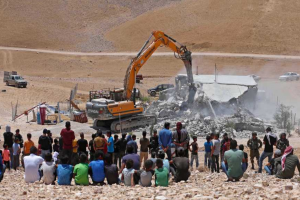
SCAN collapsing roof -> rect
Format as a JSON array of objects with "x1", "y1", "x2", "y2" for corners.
[
  {"x1": 202, "y1": 83, "x2": 248, "y2": 102},
  {"x1": 176, "y1": 74, "x2": 257, "y2": 102},
  {"x1": 177, "y1": 74, "x2": 257, "y2": 87}
]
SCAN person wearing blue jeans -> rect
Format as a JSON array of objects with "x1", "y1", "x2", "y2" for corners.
[
  {"x1": 264, "y1": 149, "x2": 282, "y2": 175},
  {"x1": 204, "y1": 136, "x2": 212, "y2": 168},
  {"x1": 158, "y1": 122, "x2": 173, "y2": 161},
  {"x1": 239, "y1": 144, "x2": 248, "y2": 172},
  {"x1": 189, "y1": 136, "x2": 199, "y2": 169},
  {"x1": 258, "y1": 127, "x2": 277, "y2": 173}
]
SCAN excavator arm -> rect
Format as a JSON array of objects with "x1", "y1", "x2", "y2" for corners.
[{"x1": 123, "y1": 31, "x2": 195, "y2": 101}]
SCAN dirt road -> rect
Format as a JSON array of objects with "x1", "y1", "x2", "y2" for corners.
[{"x1": 2, "y1": 46, "x2": 300, "y2": 60}]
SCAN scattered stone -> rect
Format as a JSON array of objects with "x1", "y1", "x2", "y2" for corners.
[
  {"x1": 284, "y1": 185, "x2": 293, "y2": 190},
  {"x1": 254, "y1": 184, "x2": 263, "y2": 190}
]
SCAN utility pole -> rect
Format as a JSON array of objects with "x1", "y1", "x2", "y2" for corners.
[{"x1": 214, "y1": 63, "x2": 217, "y2": 82}]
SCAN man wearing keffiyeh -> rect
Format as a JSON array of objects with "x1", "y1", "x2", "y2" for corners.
[{"x1": 274, "y1": 146, "x2": 300, "y2": 179}]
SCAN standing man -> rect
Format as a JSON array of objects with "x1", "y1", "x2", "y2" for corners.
[
  {"x1": 247, "y1": 132, "x2": 263, "y2": 170},
  {"x1": 258, "y1": 127, "x2": 277, "y2": 173},
  {"x1": 106, "y1": 131, "x2": 114, "y2": 162},
  {"x1": 22, "y1": 133, "x2": 34, "y2": 168},
  {"x1": 158, "y1": 122, "x2": 173, "y2": 161},
  {"x1": 118, "y1": 133, "x2": 127, "y2": 168},
  {"x1": 38, "y1": 129, "x2": 51, "y2": 158},
  {"x1": 88, "y1": 134, "x2": 96, "y2": 161},
  {"x1": 211, "y1": 134, "x2": 221, "y2": 173},
  {"x1": 127, "y1": 135, "x2": 138, "y2": 154},
  {"x1": 220, "y1": 133, "x2": 228, "y2": 163},
  {"x1": 150, "y1": 130, "x2": 159, "y2": 157},
  {"x1": 14, "y1": 129, "x2": 24, "y2": 149},
  {"x1": 173, "y1": 122, "x2": 190, "y2": 158},
  {"x1": 3, "y1": 125, "x2": 14, "y2": 168},
  {"x1": 47, "y1": 130, "x2": 53, "y2": 153},
  {"x1": 77, "y1": 132, "x2": 88, "y2": 156},
  {"x1": 222, "y1": 140, "x2": 245, "y2": 181},
  {"x1": 276, "y1": 133, "x2": 289, "y2": 152},
  {"x1": 140, "y1": 131, "x2": 150, "y2": 166},
  {"x1": 60, "y1": 121, "x2": 75, "y2": 164}
]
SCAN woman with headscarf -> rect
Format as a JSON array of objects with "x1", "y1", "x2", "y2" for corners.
[
  {"x1": 172, "y1": 122, "x2": 190, "y2": 158},
  {"x1": 3, "y1": 125, "x2": 14, "y2": 168},
  {"x1": 275, "y1": 146, "x2": 300, "y2": 179}
]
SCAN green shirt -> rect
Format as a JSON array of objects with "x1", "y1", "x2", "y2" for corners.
[
  {"x1": 73, "y1": 163, "x2": 89, "y2": 185},
  {"x1": 224, "y1": 149, "x2": 244, "y2": 178},
  {"x1": 155, "y1": 167, "x2": 168, "y2": 187}
]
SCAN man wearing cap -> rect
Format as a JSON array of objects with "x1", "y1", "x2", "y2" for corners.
[
  {"x1": 264, "y1": 149, "x2": 282, "y2": 175},
  {"x1": 247, "y1": 132, "x2": 263, "y2": 170},
  {"x1": 38, "y1": 129, "x2": 51, "y2": 158},
  {"x1": 60, "y1": 121, "x2": 75, "y2": 163}
]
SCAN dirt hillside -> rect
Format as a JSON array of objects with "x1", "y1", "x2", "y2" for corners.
[{"x1": 1, "y1": 0, "x2": 300, "y2": 55}]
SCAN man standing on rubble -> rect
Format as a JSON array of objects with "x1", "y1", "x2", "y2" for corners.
[
  {"x1": 247, "y1": 132, "x2": 262, "y2": 170},
  {"x1": 173, "y1": 122, "x2": 190, "y2": 158},
  {"x1": 158, "y1": 122, "x2": 173, "y2": 160},
  {"x1": 60, "y1": 121, "x2": 75, "y2": 164},
  {"x1": 258, "y1": 127, "x2": 277, "y2": 173}
]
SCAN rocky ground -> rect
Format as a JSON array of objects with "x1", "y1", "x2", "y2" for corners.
[{"x1": 2, "y1": 165, "x2": 300, "y2": 199}]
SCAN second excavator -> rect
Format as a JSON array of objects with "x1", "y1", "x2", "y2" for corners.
[{"x1": 86, "y1": 30, "x2": 196, "y2": 132}]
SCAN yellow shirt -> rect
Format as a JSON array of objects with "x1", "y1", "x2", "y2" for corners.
[
  {"x1": 24, "y1": 140, "x2": 35, "y2": 155},
  {"x1": 72, "y1": 139, "x2": 78, "y2": 153}
]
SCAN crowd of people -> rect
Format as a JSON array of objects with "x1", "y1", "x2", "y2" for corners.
[{"x1": 0, "y1": 121, "x2": 300, "y2": 186}]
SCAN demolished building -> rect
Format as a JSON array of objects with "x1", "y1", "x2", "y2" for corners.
[{"x1": 145, "y1": 74, "x2": 265, "y2": 138}]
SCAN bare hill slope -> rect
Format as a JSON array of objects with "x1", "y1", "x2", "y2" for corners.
[
  {"x1": 1, "y1": 0, "x2": 300, "y2": 54},
  {"x1": 106, "y1": 0, "x2": 300, "y2": 55}
]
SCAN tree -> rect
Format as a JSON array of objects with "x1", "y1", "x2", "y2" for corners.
[{"x1": 274, "y1": 104, "x2": 291, "y2": 129}]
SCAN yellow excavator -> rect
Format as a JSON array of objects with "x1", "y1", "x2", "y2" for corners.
[{"x1": 86, "y1": 31, "x2": 195, "y2": 132}]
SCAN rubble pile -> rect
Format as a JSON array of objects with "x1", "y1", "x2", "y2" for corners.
[{"x1": 144, "y1": 91, "x2": 266, "y2": 138}]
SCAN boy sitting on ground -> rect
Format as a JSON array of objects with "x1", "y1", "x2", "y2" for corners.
[
  {"x1": 56, "y1": 155, "x2": 73, "y2": 185},
  {"x1": 158, "y1": 150, "x2": 170, "y2": 173},
  {"x1": 136, "y1": 159, "x2": 154, "y2": 187},
  {"x1": 155, "y1": 158, "x2": 169, "y2": 187},
  {"x1": 40, "y1": 152, "x2": 56, "y2": 185},
  {"x1": 121, "y1": 159, "x2": 135, "y2": 186},
  {"x1": 89, "y1": 150, "x2": 105, "y2": 185},
  {"x1": 104, "y1": 154, "x2": 119, "y2": 185},
  {"x1": 73, "y1": 154, "x2": 89, "y2": 186}
]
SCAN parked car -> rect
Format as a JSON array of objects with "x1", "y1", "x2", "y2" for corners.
[
  {"x1": 248, "y1": 74, "x2": 261, "y2": 82},
  {"x1": 147, "y1": 84, "x2": 174, "y2": 96},
  {"x1": 3, "y1": 71, "x2": 28, "y2": 88},
  {"x1": 279, "y1": 72, "x2": 300, "y2": 81}
]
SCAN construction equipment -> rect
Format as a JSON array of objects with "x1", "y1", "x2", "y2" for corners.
[{"x1": 86, "y1": 30, "x2": 195, "y2": 132}]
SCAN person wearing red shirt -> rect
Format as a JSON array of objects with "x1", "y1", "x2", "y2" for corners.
[{"x1": 60, "y1": 121, "x2": 75, "y2": 164}]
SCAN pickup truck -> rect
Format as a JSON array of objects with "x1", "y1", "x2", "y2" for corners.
[
  {"x1": 3, "y1": 71, "x2": 28, "y2": 88},
  {"x1": 147, "y1": 84, "x2": 174, "y2": 96}
]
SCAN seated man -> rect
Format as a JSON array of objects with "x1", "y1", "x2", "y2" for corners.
[
  {"x1": 264, "y1": 149, "x2": 282, "y2": 175},
  {"x1": 89, "y1": 150, "x2": 105, "y2": 185},
  {"x1": 170, "y1": 147, "x2": 190, "y2": 182},
  {"x1": 274, "y1": 146, "x2": 300, "y2": 179},
  {"x1": 24, "y1": 146, "x2": 44, "y2": 183},
  {"x1": 221, "y1": 140, "x2": 245, "y2": 181},
  {"x1": 119, "y1": 146, "x2": 140, "y2": 174},
  {"x1": 56, "y1": 155, "x2": 73, "y2": 185},
  {"x1": 104, "y1": 154, "x2": 119, "y2": 185}
]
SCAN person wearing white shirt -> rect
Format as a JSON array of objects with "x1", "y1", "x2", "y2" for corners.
[{"x1": 24, "y1": 146, "x2": 44, "y2": 183}]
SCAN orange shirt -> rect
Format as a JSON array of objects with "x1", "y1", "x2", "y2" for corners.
[
  {"x1": 24, "y1": 140, "x2": 35, "y2": 155},
  {"x1": 2, "y1": 149, "x2": 10, "y2": 161}
]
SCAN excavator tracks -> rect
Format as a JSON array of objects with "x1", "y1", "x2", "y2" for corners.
[{"x1": 93, "y1": 114, "x2": 157, "y2": 133}]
